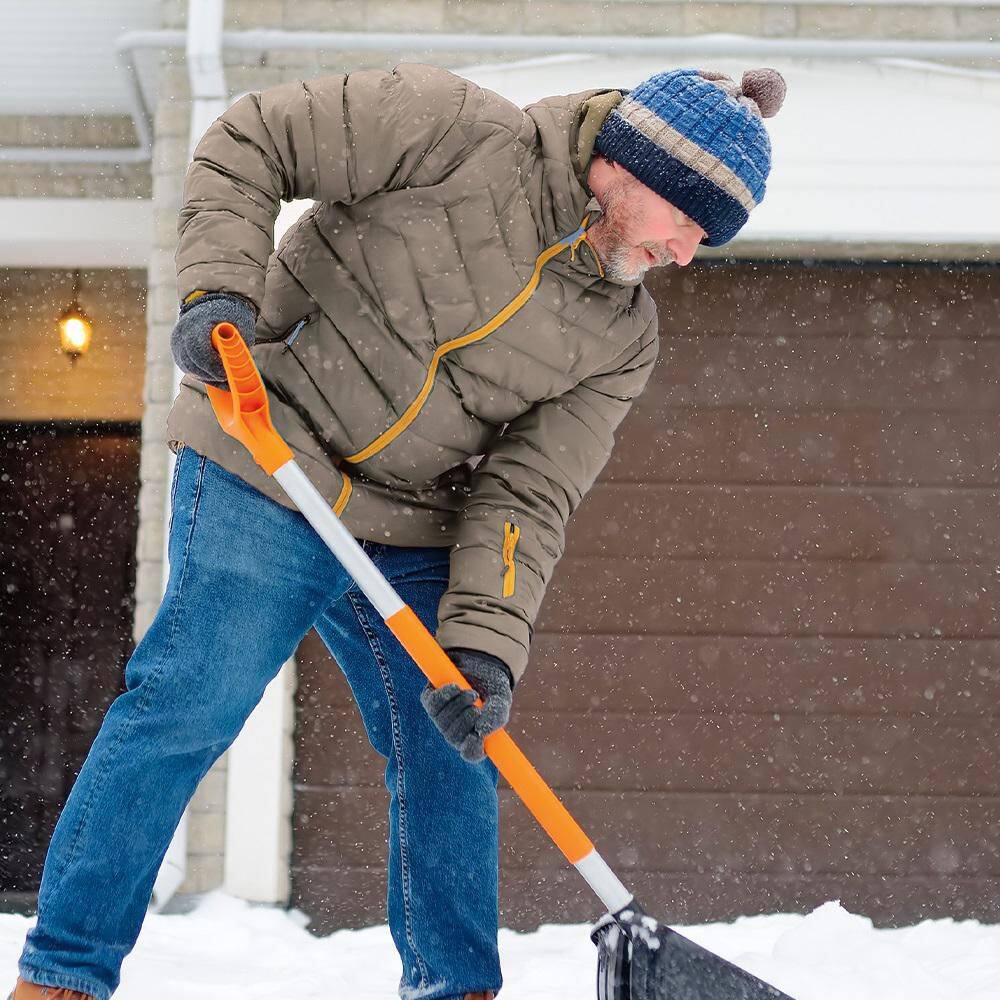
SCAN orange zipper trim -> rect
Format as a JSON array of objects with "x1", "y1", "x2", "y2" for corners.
[
  {"x1": 333, "y1": 470, "x2": 352, "y2": 515},
  {"x1": 501, "y1": 520, "x2": 520, "y2": 598},
  {"x1": 343, "y1": 216, "x2": 595, "y2": 466}
]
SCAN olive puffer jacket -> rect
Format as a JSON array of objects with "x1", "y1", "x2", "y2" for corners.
[{"x1": 166, "y1": 63, "x2": 659, "y2": 680}]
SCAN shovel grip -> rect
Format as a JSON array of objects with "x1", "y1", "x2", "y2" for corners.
[
  {"x1": 204, "y1": 323, "x2": 293, "y2": 475},
  {"x1": 386, "y1": 604, "x2": 595, "y2": 865}
]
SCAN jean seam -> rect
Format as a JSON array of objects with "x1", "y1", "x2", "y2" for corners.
[
  {"x1": 47, "y1": 454, "x2": 206, "y2": 891},
  {"x1": 346, "y1": 588, "x2": 430, "y2": 990}
]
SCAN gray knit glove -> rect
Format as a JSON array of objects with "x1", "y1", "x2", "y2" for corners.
[
  {"x1": 421, "y1": 648, "x2": 514, "y2": 762},
  {"x1": 171, "y1": 291, "x2": 257, "y2": 386}
]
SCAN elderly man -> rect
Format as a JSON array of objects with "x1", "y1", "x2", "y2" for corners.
[{"x1": 12, "y1": 62, "x2": 783, "y2": 1000}]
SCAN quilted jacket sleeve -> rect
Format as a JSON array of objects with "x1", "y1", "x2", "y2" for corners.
[
  {"x1": 175, "y1": 63, "x2": 473, "y2": 307},
  {"x1": 435, "y1": 314, "x2": 660, "y2": 682}
]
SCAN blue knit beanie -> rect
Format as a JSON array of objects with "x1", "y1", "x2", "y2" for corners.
[{"x1": 593, "y1": 67, "x2": 786, "y2": 247}]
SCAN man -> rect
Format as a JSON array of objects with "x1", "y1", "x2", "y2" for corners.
[{"x1": 11, "y1": 62, "x2": 784, "y2": 1000}]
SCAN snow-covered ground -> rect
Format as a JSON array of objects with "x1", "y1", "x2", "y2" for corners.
[{"x1": 3, "y1": 892, "x2": 999, "y2": 999}]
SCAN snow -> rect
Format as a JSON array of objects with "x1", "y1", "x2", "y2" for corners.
[{"x1": 2, "y1": 893, "x2": 998, "y2": 999}]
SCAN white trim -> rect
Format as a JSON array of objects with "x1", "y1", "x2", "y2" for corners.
[
  {"x1": 224, "y1": 660, "x2": 296, "y2": 904},
  {"x1": 575, "y1": 849, "x2": 634, "y2": 914},
  {"x1": 0, "y1": 198, "x2": 151, "y2": 268}
]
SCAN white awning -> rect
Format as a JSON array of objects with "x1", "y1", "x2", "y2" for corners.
[{"x1": 456, "y1": 53, "x2": 1000, "y2": 250}]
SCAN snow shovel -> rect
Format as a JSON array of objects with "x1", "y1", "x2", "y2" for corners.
[{"x1": 204, "y1": 322, "x2": 795, "y2": 1000}]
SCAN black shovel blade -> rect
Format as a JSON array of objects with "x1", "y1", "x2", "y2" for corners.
[{"x1": 592, "y1": 904, "x2": 796, "y2": 1000}]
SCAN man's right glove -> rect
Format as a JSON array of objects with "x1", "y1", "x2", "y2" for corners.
[
  {"x1": 420, "y1": 647, "x2": 514, "y2": 763},
  {"x1": 170, "y1": 291, "x2": 257, "y2": 386}
]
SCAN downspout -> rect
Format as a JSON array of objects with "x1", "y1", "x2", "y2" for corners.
[{"x1": 149, "y1": 0, "x2": 228, "y2": 913}]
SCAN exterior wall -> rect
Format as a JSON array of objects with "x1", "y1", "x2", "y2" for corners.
[
  {"x1": 292, "y1": 261, "x2": 1000, "y2": 930},
  {"x1": 0, "y1": 268, "x2": 146, "y2": 422},
  {"x1": 142, "y1": 0, "x2": 1000, "y2": 898},
  {"x1": 0, "y1": 116, "x2": 149, "y2": 200}
]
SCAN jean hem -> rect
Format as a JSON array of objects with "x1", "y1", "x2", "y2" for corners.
[{"x1": 18, "y1": 964, "x2": 109, "y2": 1000}]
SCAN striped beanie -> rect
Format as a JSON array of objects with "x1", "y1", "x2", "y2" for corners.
[{"x1": 593, "y1": 67, "x2": 786, "y2": 247}]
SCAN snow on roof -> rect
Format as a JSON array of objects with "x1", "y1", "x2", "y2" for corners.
[{"x1": 456, "y1": 53, "x2": 1000, "y2": 248}]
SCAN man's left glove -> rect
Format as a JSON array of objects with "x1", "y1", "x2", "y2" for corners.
[
  {"x1": 170, "y1": 291, "x2": 257, "y2": 387},
  {"x1": 420, "y1": 647, "x2": 514, "y2": 762}
]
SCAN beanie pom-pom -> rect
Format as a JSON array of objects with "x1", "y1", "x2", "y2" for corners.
[{"x1": 740, "y1": 68, "x2": 786, "y2": 118}]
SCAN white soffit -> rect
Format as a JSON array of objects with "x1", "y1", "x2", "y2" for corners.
[
  {"x1": 0, "y1": 1, "x2": 159, "y2": 115},
  {"x1": 0, "y1": 199, "x2": 152, "y2": 267},
  {"x1": 457, "y1": 54, "x2": 1000, "y2": 248}
]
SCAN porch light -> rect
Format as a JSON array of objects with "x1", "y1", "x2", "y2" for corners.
[{"x1": 58, "y1": 271, "x2": 92, "y2": 361}]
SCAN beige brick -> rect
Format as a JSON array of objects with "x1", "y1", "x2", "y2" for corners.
[
  {"x1": 154, "y1": 97, "x2": 192, "y2": 139},
  {"x1": 179, "y1": 855, "x2": 224, "y2": 894},
  {"x1": 147, "y1": 283, "x2": 181, "y2": 327},
  {"x1": 188, "y1": 767, "x2": 229, "y2": 813},
  {"x1": 444, "y1": 0, "x2": 528, "y2": 31},
  {"x1": 153, "y1": 135, "x2": 189, "y2": 177},
  {"x1": 607, "y1": 2, "x2": 686, "y2": 35},
  {"x1": 133, "y1": 600, "x2": 160, "y2": 641},
  {"x1": 683, "y1": 2, "x2": 763, "y2": 35},
  {"x1": 283, "y1": 0, "x2": 368, "y2": 31},
  {"x1": 366, "y1": 0, "x2": 446, "y2": 30},
  {"x1": 524, "y1": 0, "x2": 609, "y2": 33},
  {"x1": 188, "y1": 800, "x2": 226, "y2": 857},
  {"x1": 135, "y1": 561, "x2": 166, "y2": 604},
  {"x1": 796, "y1": 4, "x2": 871, "y2": 37},
  {"x1": 762, "y1": 3, "x2": 797, "y2": 37},
  {"x1": 873, "y1": 6, "x2": 956, "y2": 39},
  {"x1": 143, "y1": 407, "x2": 172, "y2": 443},
  {"x1": 148, "y1": 364, "x2": 179, "y2": 405},
  {"x1": 137, "y1": 518, "x2": 166, "y2": 563},
  {"x1": 954, "y1": 7, "x2": 1000, "y2": 39},
  {"x1": 226, "y1": 0, "x2": 284, "y2": 29},
  {"x1": 140, "y1": 438, "x2": 171, "y2": 483}
]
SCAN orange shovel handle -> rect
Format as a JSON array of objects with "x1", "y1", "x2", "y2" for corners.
[
  {"x1": 203, "y1": 324, "x2": 595, "y2": 866},
  {"x1": 384, "y1": 604, "x2": 594, "y2": 863},
  {"x1": 204, "y1": 323, "x2": 293, "y2": 475}
]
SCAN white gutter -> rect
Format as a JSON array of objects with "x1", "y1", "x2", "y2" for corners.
[
  {"x1": 1, "y1": 30, "x2": 998, "y2": 164},
  {"x1": 148, "y1": 0, "x2": 227, "y2": 914}
]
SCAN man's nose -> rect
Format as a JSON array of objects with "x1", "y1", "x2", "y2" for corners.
[{"x1": 670, "y1": 233, "x2": 700, "y2": 267}]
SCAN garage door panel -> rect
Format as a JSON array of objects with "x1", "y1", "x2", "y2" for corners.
[
  {"x1": 659, "y1": 337, "x2": 1000, "y2": 410},
  {"x1": 605, "y1": 408, "x2": 1000, "y2": 486},
  {"x1": 568, "y1": 484, "x2": 1000, "y2": 562},
  {"x1": 496, "y1": 790, "x2": 1000, "y2": 878},
  {"x1": 521, "y1": 635, "x2": 1000, "y2": 716},
  {"x1": 294, "y1": 786, "x2": 1000, "y2": 877},
  {"x1": 296, "y1": 709, "x2": 999, "y2": 797},
  {"x1": 540, "y1": 558, "x2": 1000, "y2": 636},
  {"x1": 648, "y1": 264, "x2": 1000, "y2": 341},
  {"x1": 508, "y1": 712, "x2": 998, "y2": 797}
]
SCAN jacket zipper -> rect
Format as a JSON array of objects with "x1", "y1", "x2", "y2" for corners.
[{"x1": 501, "y1": 520, "x2": 520, "y2": 598}]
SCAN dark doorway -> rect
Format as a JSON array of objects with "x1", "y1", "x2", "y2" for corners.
[{"x1": 0, "y1": 423, "x2": 140, "y2": 908}]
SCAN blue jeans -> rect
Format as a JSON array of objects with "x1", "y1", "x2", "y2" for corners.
[{"x1": 19, "y1": 445, "x2": 502, "y2": 1000}]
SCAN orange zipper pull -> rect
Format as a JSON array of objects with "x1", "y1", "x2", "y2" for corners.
[{"x1": 502, "y1": 520, "x2": 520, "y2": 597}]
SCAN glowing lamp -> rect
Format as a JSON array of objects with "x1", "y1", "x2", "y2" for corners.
[
  {"x1": 58, "y1": 270, "x2": 93, "y2": 362},
  {"x1": 59, "y1": 306, "x2": 93, "y2": 359}
]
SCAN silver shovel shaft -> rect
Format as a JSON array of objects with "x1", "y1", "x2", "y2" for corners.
[{"x1": 274, "y1": 459, "x2": 634, "y2": 915}]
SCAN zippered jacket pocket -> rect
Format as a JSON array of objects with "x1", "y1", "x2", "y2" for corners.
[{"x1": 501, "y1": 520, "x2": 520, "y2": 598}]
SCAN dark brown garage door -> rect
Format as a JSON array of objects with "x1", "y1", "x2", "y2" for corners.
[
  {"x1": 292, "y1": 261, "x2": 1000, "y2": 933},
  {"x1": 0, "y1": 424, "x2": 139, "y2": 906}
]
